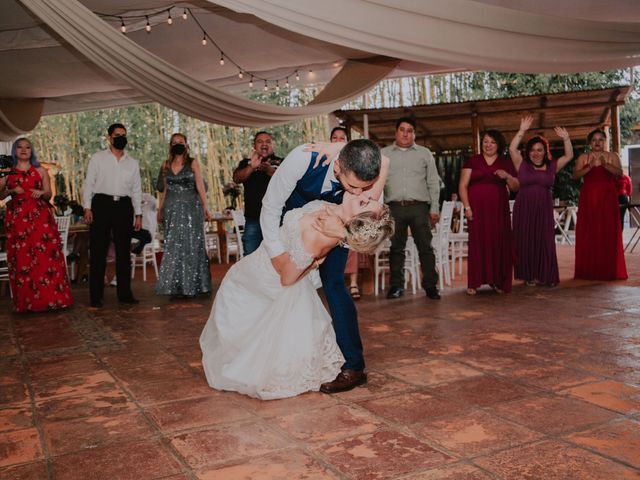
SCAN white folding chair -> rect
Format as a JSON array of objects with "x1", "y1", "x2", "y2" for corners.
[
  {"x1": 204, "y1": 222, "x2": 222, "y2": 263},
  {"x1": 0, "y1": 252, "x2": 10, "y2": 297},
  {"x1": 449, "y1": 207, "x2": 468, "y2": 279},
  {"x1": 403, "y1": 236, "x2": 420, "y2": 294},
  {"x1": 226, "y1": 210, "x2": 245, "y2": 263},
  {"x1": 130, "y1": 241, "x2": 158, "y2": 281},
  {"x1": 55, "y1": 215, "x2": 71, "y2": 269},
  {"x1": 373, "y1": 239, "x2": 391, "y2": 295},
  {"x1": 432, "y1": 201, "x2": 453, "y2": 289}
]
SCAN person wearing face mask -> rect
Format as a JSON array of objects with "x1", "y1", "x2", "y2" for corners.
[
  {"x1": 232, "y1": 131, "x2": 282, "y2": 255},
  {"x1": 83, "y1": 123, "x2": 142, "y2": 308},
  {"x1": 156, "y1": 132, "x2": 212, "y2": 299}
]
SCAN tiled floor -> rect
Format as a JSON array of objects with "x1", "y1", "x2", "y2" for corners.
[{"x1": 1, "y1": 245, "x2": 639, "y2": 479}]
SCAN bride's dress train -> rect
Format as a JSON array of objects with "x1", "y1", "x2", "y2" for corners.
[{"x1": 200, "y1": 201, "x2": 344, "y2": 400}]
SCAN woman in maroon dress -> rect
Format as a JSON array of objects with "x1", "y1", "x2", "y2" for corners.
[
  {"x1": 459, "y1": 130, "x2": 519, "y2": 295},
  {"x1": 573, "y1": 129, "x2": 627, "y2": 280},
  {"x1": 509, "y1": 115, "x2": 574, "y2": 287},
  {"x1": 0, "y1": 138, "x2": 73, "y2": 312}
]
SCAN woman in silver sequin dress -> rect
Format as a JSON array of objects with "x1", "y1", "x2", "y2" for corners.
[{"x1": 156, "y1": 133, "x2": 212, "y2": 297}]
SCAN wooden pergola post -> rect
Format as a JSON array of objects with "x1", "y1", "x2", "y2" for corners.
[
  {"x1": 471, "y1": 112, "x2": 480, "y2": 155},
  {"x1": 611, "y1": 103, "x2": 621, "y2": 155}
]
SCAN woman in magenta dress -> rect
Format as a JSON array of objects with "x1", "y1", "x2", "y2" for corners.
[
  {"x1": 573, "y1": 129, "x2": 627, "y2": 280},
  {"x1": 509, "y1": 116, "x2": 574, "y2": 287},
  {"x1": 459, "y1": 130, "x2": 519, "y2": 295},
  {"x1": 0, "y1": 138, "x2": 73, "y2": 312}
]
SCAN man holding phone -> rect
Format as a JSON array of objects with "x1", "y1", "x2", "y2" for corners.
[{"x1": 232, "y1": 131, "x2": 282, "y2": 255}]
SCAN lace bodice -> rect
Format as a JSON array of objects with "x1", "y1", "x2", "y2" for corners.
[{"x1": 279, "y1": 200, "x2": 328, "y2": 268}]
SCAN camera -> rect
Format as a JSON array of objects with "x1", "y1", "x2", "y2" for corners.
[{"x1": 0, "y1": 154, "x2": 13, "y2": 177}]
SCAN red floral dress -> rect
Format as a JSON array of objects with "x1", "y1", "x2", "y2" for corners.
[{"x1": 5, "y1": 166, "x2": 73, "y2": 312}]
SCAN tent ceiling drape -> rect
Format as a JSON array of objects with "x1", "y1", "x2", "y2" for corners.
[{"x1": 1, "y1": 0, "x2": 639, "y2": 139}]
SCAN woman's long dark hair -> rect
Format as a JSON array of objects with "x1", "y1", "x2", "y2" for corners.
[
  {"x1": 524, "y1": 135, "x2": 551, "y2": 166},
  {"x1": 162, "y1": 132, "x2": 194, "y2": 173}
]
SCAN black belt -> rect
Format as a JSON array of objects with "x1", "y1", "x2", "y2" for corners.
[
  {"x1": 95, "y1": 193, "x2": 130, "y2": 202},
  {"x1": 388, "y1": 200, "x2": 426, "y2": 206}
]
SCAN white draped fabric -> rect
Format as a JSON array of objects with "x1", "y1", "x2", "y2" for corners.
[
  {"x1": 15, "y1": 0, "x2": 399, "y2": 129},
  {"x1": 212, "y1": 0, "x2": 640, "y2": 73}
]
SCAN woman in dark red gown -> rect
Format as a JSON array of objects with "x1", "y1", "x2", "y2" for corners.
[
  {"x1": 0, "y1": 138, "x2": 73, "y2": 312},
  {"x1": 573, "y1": 129, "x2": 627, "y2": 280},
  {"x1": 459, "y1": 130, "x2": 519, "y2": 295}
]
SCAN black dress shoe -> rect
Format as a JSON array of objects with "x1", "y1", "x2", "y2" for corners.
[
  {"x1": 118, "y1": 297, "x2": 139, "y2": 304},
  {"x1": 90, "y1": 300, "x2": 103, "y2": 308},
  {"x1": 320, "y1": 369, "x2": 367, "y2": 394},
  {"x1": 386, "y1": 286, "x2": 404, "y2": 299},
  {"x1": 425, "y1": 286, "x2": 441, "y2": 300}
]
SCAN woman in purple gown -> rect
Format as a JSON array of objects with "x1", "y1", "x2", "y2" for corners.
[
  {"x1": 509, "y1": 116, "x2": 574, "y2": 287},
  {"x1": 459, "y1": 130, "x2": 519, "y2": 295}
]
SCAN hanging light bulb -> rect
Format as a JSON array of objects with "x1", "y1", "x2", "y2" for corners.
[
  {"x1": 238, "y1": 71, "x2": 244, "y2": 79},
  {"x1": 167, "y1": 10, "x2": 173, "y2": 25},
  {"x1": 201, "y1": 34, "x2": 207, "y2": 46},
  {"x1": 275, "y1": 80, "x2": 280, "y2": 92},
  {"x1": 219, "y1": 55, "x2": 225, "y2": 66},
  {"x1": 295, "y1": 70, "x2": 300, "y2": 81},
  {"x1": 182, "y1": 9, "x2": 188, "y2": 20},
  {"x1": 249, "y1": 76, "x2": 254, "y2": 87},
  {"x1": 145, "y1": 16, "x2": 151, "y2": 32},
  {"x1": 263, "y1": 80, "x2": 268, "y2": 91},
  {"x1": 120, "y1": 17, "x2": 126, "y2": 33},
  {"x1": 285, "y1": 77, "x2": 289, "y2": 87}
]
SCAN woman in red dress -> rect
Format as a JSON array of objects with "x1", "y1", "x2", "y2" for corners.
[
  {"x1": 573, "y1": 129, "x2": 627, "y2": 280},
  {"x1": 459, "y1": 130, "x2": 519, "y2": 295},
  {"x1": 0, "y1": 138, "x2": 73, "y2": 312}
]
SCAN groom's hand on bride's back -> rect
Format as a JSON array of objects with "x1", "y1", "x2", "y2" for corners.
[{"x1": 312, "y1": 207, "x2": 347, "y2": 240}]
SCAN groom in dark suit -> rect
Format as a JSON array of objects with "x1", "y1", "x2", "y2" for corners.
[{"x1": 261, "y1": 139, "x2": 383, "y2": 393}]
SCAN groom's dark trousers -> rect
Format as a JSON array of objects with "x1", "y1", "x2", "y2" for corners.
[{"x1": 284, "y1": 154, "x2": 365, "y2": 371}]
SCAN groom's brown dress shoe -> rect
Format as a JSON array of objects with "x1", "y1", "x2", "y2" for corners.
[{"x1": 319, "y1": 369, "x2": 367, "y2": 394}]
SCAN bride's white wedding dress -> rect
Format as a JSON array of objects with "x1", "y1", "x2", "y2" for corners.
[{"x1": 200, "y1": 200, "x2": 344, "y2": 400}]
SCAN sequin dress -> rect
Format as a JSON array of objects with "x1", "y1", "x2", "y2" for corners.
[
  {"x1": 156, "y1": 166, "x2": 211, "y2": 296},
  {"x1": 199, "y1": 200, "x2": 344, "y2": 400}
]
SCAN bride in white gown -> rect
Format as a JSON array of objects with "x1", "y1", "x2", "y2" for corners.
[{"x1": 200, "y1": 193, "x2": 394, "y2": 400}]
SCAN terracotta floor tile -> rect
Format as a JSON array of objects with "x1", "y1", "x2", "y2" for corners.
[
  {"x1": 474, "y1": 439, "x2": 640, "y2": 479},
  {"x1": 51, "y1": 439, "x2": 182, "y2": 480},
  {"x1": 508, "y1": 362, "x2": 601, "y2": 391},
  {"x1": 561, "y1": 380, "x2": 640, "y2": 414},
  {"x1": 327, "y1": 370, "x2": 415, "y2": 401},
  {"x1": 36, "y1": 390, "x2": 136, "y2": 422},
  {"x1": 412, "y1": 410, "x2": 542, "y2": 457},
  {"x1": 0, "y1": 383, "x2": 29, "y2": 406},
  {"x1": 17, "y1": 329, "x2": 82, "y2": 352},
  {"x1": 26, "y1": 352, "x2": 103, "y2": 382},
  {"x1": 0, "y1": 428, "x2": 44, "y2": 467},
  {"x1": 195, "y1": 448, "x2": 340, "y2": 479},
  {"x1": 567, "y1": 419, "x2": 640, "y2": 468},
  {"x1": 111, "y1": 362, "x2": 198, "y2": 386},
  {"x1": 316, "y1": 427, "x2": 453, "y2": 480},
  {"x1": 429, "y1": 375, "x2": 537, "y2": 407},
  {"x1": 384, "y1": 359, "x2": 484, "y2": 387},
  {"x1": 43, "y1": 411, "x2": 157, "y2": 456},
  {"x1": 238, "y1": 391, "x2": 341, "y2": 418},
  {"x1": 402, "y1": 462, "x2": 495, "y2": 479},
  {"x1": 274, "y1": 404, "x2": 383, "y2": 444},
  {"x1": 170, "y1": 421, "x2": 292, "y2": 470},
  {"x1": 0, "y1": 406, "x2": 34, "y2": 432},
  {"x1": 0, "y1": 461, "x2": 48, "y2": 480},
  {"x1": 491, "y1": 395, "x2": 621, "y2": 435},
  {"x1": 33, "y1": 371, "x2": 120, "y2": 400},
  {"x1": 124, "y1": 377, "x2": 212, "y2": 405},
  {"x1": 0, "y1": 359, "x2": 25, "y2": 385},
  {"x1": 357, "y1": 391, "x2": 470, "y2": 425},
  {"x1": 145, "y1": 396, "x2": 253, "y2": 433},
  {"x1": 98, "y1": 347, "x2": 177, "y2": 369}
]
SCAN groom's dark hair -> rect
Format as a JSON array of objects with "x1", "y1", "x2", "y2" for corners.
[{"x1": 338, "y1": 139, "x2": 381, "y2": 181}]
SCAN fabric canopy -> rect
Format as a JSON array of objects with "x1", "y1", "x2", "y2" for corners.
[{"x1": 213, "y1": 0, "x2": 640, "y2": 73}]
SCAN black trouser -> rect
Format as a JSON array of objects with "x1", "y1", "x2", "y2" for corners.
[
  {"x1": 388, "y1": 201, "x2": 438, "y2": 290},
  {"x1": 90, "y1": 194, "x2": 134, "y2": 303},
  {"x1": 131, "y1": 228, "x2": 152, "y2": 254},
  {"x1": 619, "y1": 195, "x2": 630, "y2": 230}
]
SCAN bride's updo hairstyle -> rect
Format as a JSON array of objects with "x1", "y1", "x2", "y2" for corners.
[{"x1": 344, "y1": 205, "x2": 394, "y2": 254}]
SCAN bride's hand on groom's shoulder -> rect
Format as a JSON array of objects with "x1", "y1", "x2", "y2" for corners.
[
  {"x1": 312, "y1": 206, "x2": 347, "y2": 240},
  {"x1": 304, "y1": 142, "x2": 345, "y2": 168}
]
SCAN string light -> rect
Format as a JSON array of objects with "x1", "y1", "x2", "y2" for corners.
[
  {"x1": 167, "y1": 11, "x2": 173, "y2": 25},
  {"x1": 263, "y1": 80, "x2": 268, "y2": 91},
  {"x1": 182, "y1": 9, "x2": 188, "y2": 20},
  {"x1": 201, "y1": 35, "x2": 207, "y2": 46},
  {"x1": 238, "y1": 71, "x2": 244, "y2": 79},
  {"x1": 275, "y1": 80, "x2": 280, "y2": 92},
  {"x1": 295, "y1": 70, "x2": 300, "y2": 81},
  {"x1": 285, "y1": 77, "x2": 289, "y2": 87},
  {"x1": 249, "y1": 76, "x2": 254, "y2": 87},
  {"x1": 145, "y1": 16, "x2": 151, "y2": 32},
  {"x1": 219, "y1": 55, "x2": 225, "y2": 66},
  {"x1": 120, "y1": 17, "x2": 126, "y2": 33}
]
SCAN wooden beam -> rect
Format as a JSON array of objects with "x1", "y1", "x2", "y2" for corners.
[
  {"x1": 471, "y1": 112, "x2": 480, "y2": 155},
  {"x1": 611, "y1": 104, "x2": 621, "y2": 155}
]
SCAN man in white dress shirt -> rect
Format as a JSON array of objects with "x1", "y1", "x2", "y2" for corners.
[{"x1": 83, "y1": 123, "x2": 142, "y2": 307}]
